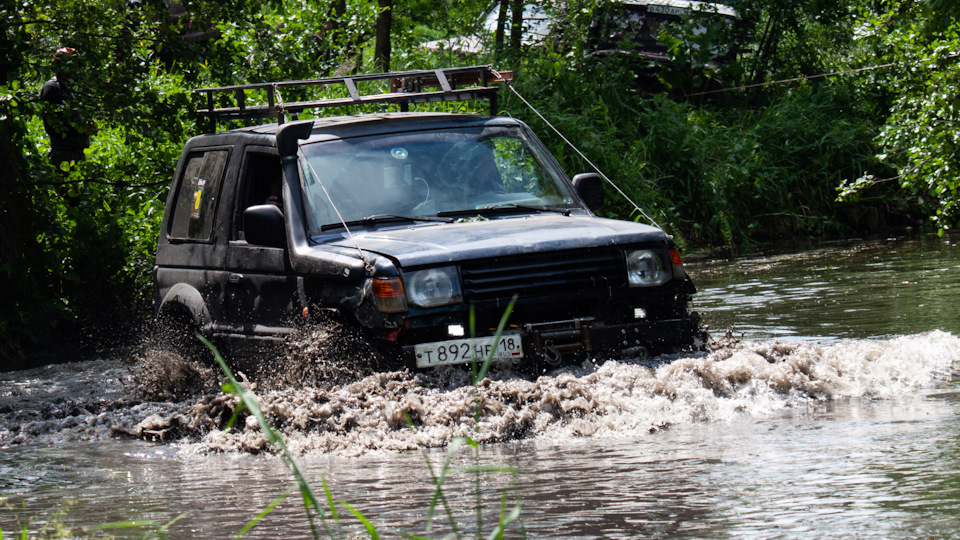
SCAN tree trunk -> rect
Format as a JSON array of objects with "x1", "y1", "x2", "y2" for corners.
[
  {"x1": 329, "y1": 0, "x2": 346, "y2": 32},
  {"x1": 374, "y1": 0, "x2": 392, "y2": 72},
  {"x1": 510, "y1": 0, "x2": 523, "y2": 52},
  {"x1": 495, "y1": 0, "x2": 509, "y2": 57},
  {"x1": 0, "y1": 19, "x2": 26, "y2": 365}
]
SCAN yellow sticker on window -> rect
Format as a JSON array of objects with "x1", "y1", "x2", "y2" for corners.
[{"x1": 190, "y1": 178, "x2": 206, "y2": 219}]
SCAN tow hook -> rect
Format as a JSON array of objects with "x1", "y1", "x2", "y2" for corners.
[{"x1": 544, "y1": 340, "x2": 563, "y2": 366}]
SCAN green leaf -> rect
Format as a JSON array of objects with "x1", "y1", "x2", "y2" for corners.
[
  {"x1": 81, "y1": 520, "x2": 156, "y2": 531},
  {"x1": 236, "y1": 487, "x2": 294, "y2": 537},
  {"x1": 341, "y1": 501, "x2": 379, "y2": 539},
  {"x1": 321, "y1": 477, "x2": 340, "y2": 525}
]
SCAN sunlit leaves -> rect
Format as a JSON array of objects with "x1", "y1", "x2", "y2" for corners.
[{"x1": 851, "y1": 0, "x2": 960, "y2": 232}]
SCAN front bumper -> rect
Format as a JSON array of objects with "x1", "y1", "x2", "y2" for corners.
[{"x1": 401, "y1": 315, "x2": 705, "y2": 369}]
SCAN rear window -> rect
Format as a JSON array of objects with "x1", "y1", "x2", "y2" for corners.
[{"x1": 168, "y1": 149, "x2": 229, "y2": 241}]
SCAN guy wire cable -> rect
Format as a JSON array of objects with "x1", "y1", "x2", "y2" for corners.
[
  {"x1": 489, "y1": 66, "x2": 663, "y2": 231},
  {"x1": 278, "y1": 80, "x2": 371, "y2": 273},
  {"x1": 684, "y1": 51, "x2": 960, "y2": 98},
  {"x1": 299, "y1": 149, "x2": 373, "y2": 273},
  {"x1": 275, "y1": 81, "x2": 371, "y2": 271}
]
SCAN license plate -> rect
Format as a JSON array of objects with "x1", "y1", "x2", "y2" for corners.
[{"x1": 414, "y1": 333, "x2": 524, "y2": 368}]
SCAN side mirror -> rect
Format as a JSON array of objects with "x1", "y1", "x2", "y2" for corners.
[
  {"x1": 244, "y1": 204, "x2": 287, "y2": 248},
  {"x1": 572, "y1": 172, "x2": 604, "y2": 213}
]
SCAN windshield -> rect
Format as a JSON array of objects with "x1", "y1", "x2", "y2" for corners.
[{"x1": 299, "y1": 125, "x2": 578, "y2": 233}]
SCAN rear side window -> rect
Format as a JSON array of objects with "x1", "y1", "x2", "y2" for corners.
[{"x1": 169, "y1": 149, "x2": 229, "y2": 241}]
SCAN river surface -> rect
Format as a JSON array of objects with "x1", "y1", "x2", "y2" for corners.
[{"x1": 3, "y1": 235, "x2": 960, "y2": 538}]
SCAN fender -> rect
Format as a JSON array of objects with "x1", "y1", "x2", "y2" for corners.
[{"x1": 158, "y1": 283, "x2": 212, "y2": 331}]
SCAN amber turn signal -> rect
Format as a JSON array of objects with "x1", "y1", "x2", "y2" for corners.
[{"x1": 372, "y1": 277, "x2": 408, "y2": 313}]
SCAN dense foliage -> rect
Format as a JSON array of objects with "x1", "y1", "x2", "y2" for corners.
[
  {"x1": 0, "y1": 0, "x2": 954, "y2": 364},
  {"x1": 839, "y1": 0, "x2": 960, "y2": 233}
]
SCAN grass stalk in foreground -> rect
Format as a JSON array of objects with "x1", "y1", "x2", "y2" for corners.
[
  {"x1": 199, "y1": 334, "x2": 339, "y2": 539},
  {"x1": 4, "y1": 305, "x2": 526, "y2": 539},
  {"x1": 198, "y1": 297, "x2": 526, "y2": 539},
  {"x1": 0, "y1": 499, "x2": 186, "y2": 540},
  {"x1": 403, "y1": 295, "x2": 525, "y2": 538}
]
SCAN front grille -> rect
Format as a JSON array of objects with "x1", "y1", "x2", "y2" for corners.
[{"x1": 460, "y1": 248, "x2": 626, "y2": 302}]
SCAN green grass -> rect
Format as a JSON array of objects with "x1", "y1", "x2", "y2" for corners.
[
  {"x1": 3, "y1": 304, "x2": 526, "y2": 538},
  {"x1": 201, "y1": 297, "x2": 525, "y2": 538}
]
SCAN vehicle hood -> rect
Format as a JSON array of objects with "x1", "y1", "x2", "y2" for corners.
[{"x1": 320, "y1": 214, "x2": 669, "y2": 268}]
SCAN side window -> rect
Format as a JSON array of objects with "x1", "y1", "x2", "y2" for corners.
[
  {"x1": 235, "y1": 152, "x2": 283, "y2": 241},
  {"x1": 169, "y1": 149, "x2": 229, "y2": 241}
]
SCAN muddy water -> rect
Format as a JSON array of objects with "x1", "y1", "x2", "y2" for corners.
[{"x1": 3, "y1": 235, "x2": 960, "y2": 538}]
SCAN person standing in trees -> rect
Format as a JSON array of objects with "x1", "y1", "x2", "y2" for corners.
[{"x1": 38, "y1": 47, "x2": 96, "y2": 169}]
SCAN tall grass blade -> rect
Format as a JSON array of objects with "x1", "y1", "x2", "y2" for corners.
[
  {"x1": 459, "y1": 465, "x2": 518, "y2": 474},
  {"x1": 468, "y1": 296, "x2": 518, "y2": 536},
  {"x1": 321, "y1": 477, "x2": 344, "y2": 539},
  {"x1": 235, "y1": 486, "x2": 294, "y2": 538},
  {"x1": 322, "y1": 477, "x2": 340, "y2": 525},
  {"x1": 472, "y1": 294, "x2": 518, "y2": 384},
  {"x1": 487, "y1": 504, "x2": 522, "y2": 540},
  {"x1": 341, "y1": 502, "x2": 379, "y2": 539},
  {"x1": 158, "y1": 512, "x2": 188, "y2": 533},
  {"x1": 424, "y1": 437, "x2": 466, "y2": 535},
  {"x1": 195, "y1": 293, "x2": 525, "y2": 540},
  {"x1": 402, "y1": 412, "x2": 461, "y2": 537},
  {"x1": 81, "y1": 520, "x2": 156, "y2": 530},
  {"x1": 469, "y1": 304, "x2": 478, "y2": 383},
  {"x1": 198, "y1": 334, "x2": 336, "y2": 540}
]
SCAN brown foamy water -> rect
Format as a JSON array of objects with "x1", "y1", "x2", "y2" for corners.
[{"x1": 3, "y1": 332, "x2": 956, "y2": 456}]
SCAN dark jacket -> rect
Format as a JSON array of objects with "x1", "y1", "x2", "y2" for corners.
[{"x1": 39, "y1": 77, "x2": 91, "y2": 157}]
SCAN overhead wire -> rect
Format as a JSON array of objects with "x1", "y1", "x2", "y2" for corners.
[
  {"x1": 684, "y1": 52, "x2": 960, "y2": 97},
  {"x1": 298, "y1": 148, "x2": 371, "y2": 271}
]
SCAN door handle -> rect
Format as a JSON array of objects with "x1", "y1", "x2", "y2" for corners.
[{"x1": 229, "y1": 273, "x2": 244, "y2": 283}]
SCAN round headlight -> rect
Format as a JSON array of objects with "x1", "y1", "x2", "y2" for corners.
[
  {"x1": 626, "y1": 250, "x2": 667, "y2": 287},
  {"x1": 405, "y1": 266, "x2": 463, "y2": 307}
]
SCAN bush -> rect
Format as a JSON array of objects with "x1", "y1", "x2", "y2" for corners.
[{"x1": 503, "y1": 49, "x2": 901, "y2": 249}]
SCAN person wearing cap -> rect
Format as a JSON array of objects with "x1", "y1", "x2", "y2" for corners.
[{"x1": 38, "y1": 47, "x2": 96, "y2": 168}]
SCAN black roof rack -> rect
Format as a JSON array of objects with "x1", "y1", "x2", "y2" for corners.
[{"x1": 194, "y1": 65, "x2": 514, "y2": 129}]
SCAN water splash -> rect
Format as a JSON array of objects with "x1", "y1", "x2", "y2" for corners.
[
  {"x1": 177, "y1": 331, "x2": 960, "y2": 456},
  {"x1": 2, "y1": 332, "x2": 958, "y2": 454}
]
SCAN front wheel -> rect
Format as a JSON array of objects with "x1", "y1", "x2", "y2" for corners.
[
  {"x1": 155, "y1": 311, "x2": 212, "y2": 364},
  {"x1": 256, "y1": 311, "x2": 406, "y2": 388}
]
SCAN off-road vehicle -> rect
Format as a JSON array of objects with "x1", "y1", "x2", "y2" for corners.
[{"x1": 154, "y1": 66, "x2": 704, "y2": 369}]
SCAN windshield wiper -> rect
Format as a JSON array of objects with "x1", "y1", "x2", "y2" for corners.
[
  {"x1": 321, "y1": 214, "x2": 453, "y2": 231},
  {"x1": 438, "y1": 204, "x2": 572, "y2": 218},
  {"x1": 485, "y1": 203, "x2": 572, "y2": 216}
]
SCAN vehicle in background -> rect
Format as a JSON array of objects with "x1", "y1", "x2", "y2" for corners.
[
  {"x1": 423, "y1": 1, "x2": 736, "y2": 58},
  {"x1": 587, "y1": 0, "x2": 737, "y2": 63},
  {"x1": 422, "y1": 1, "x2": 737, "y2": 92}
]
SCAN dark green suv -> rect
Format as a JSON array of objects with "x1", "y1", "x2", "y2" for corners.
[{"x1": 154, "y1": 66, "x2": 705, "y2": 369}]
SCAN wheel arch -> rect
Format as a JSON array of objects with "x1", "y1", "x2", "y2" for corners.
[{"x1": 157, "y1": 283, "x2": 212, "y2": 330}]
